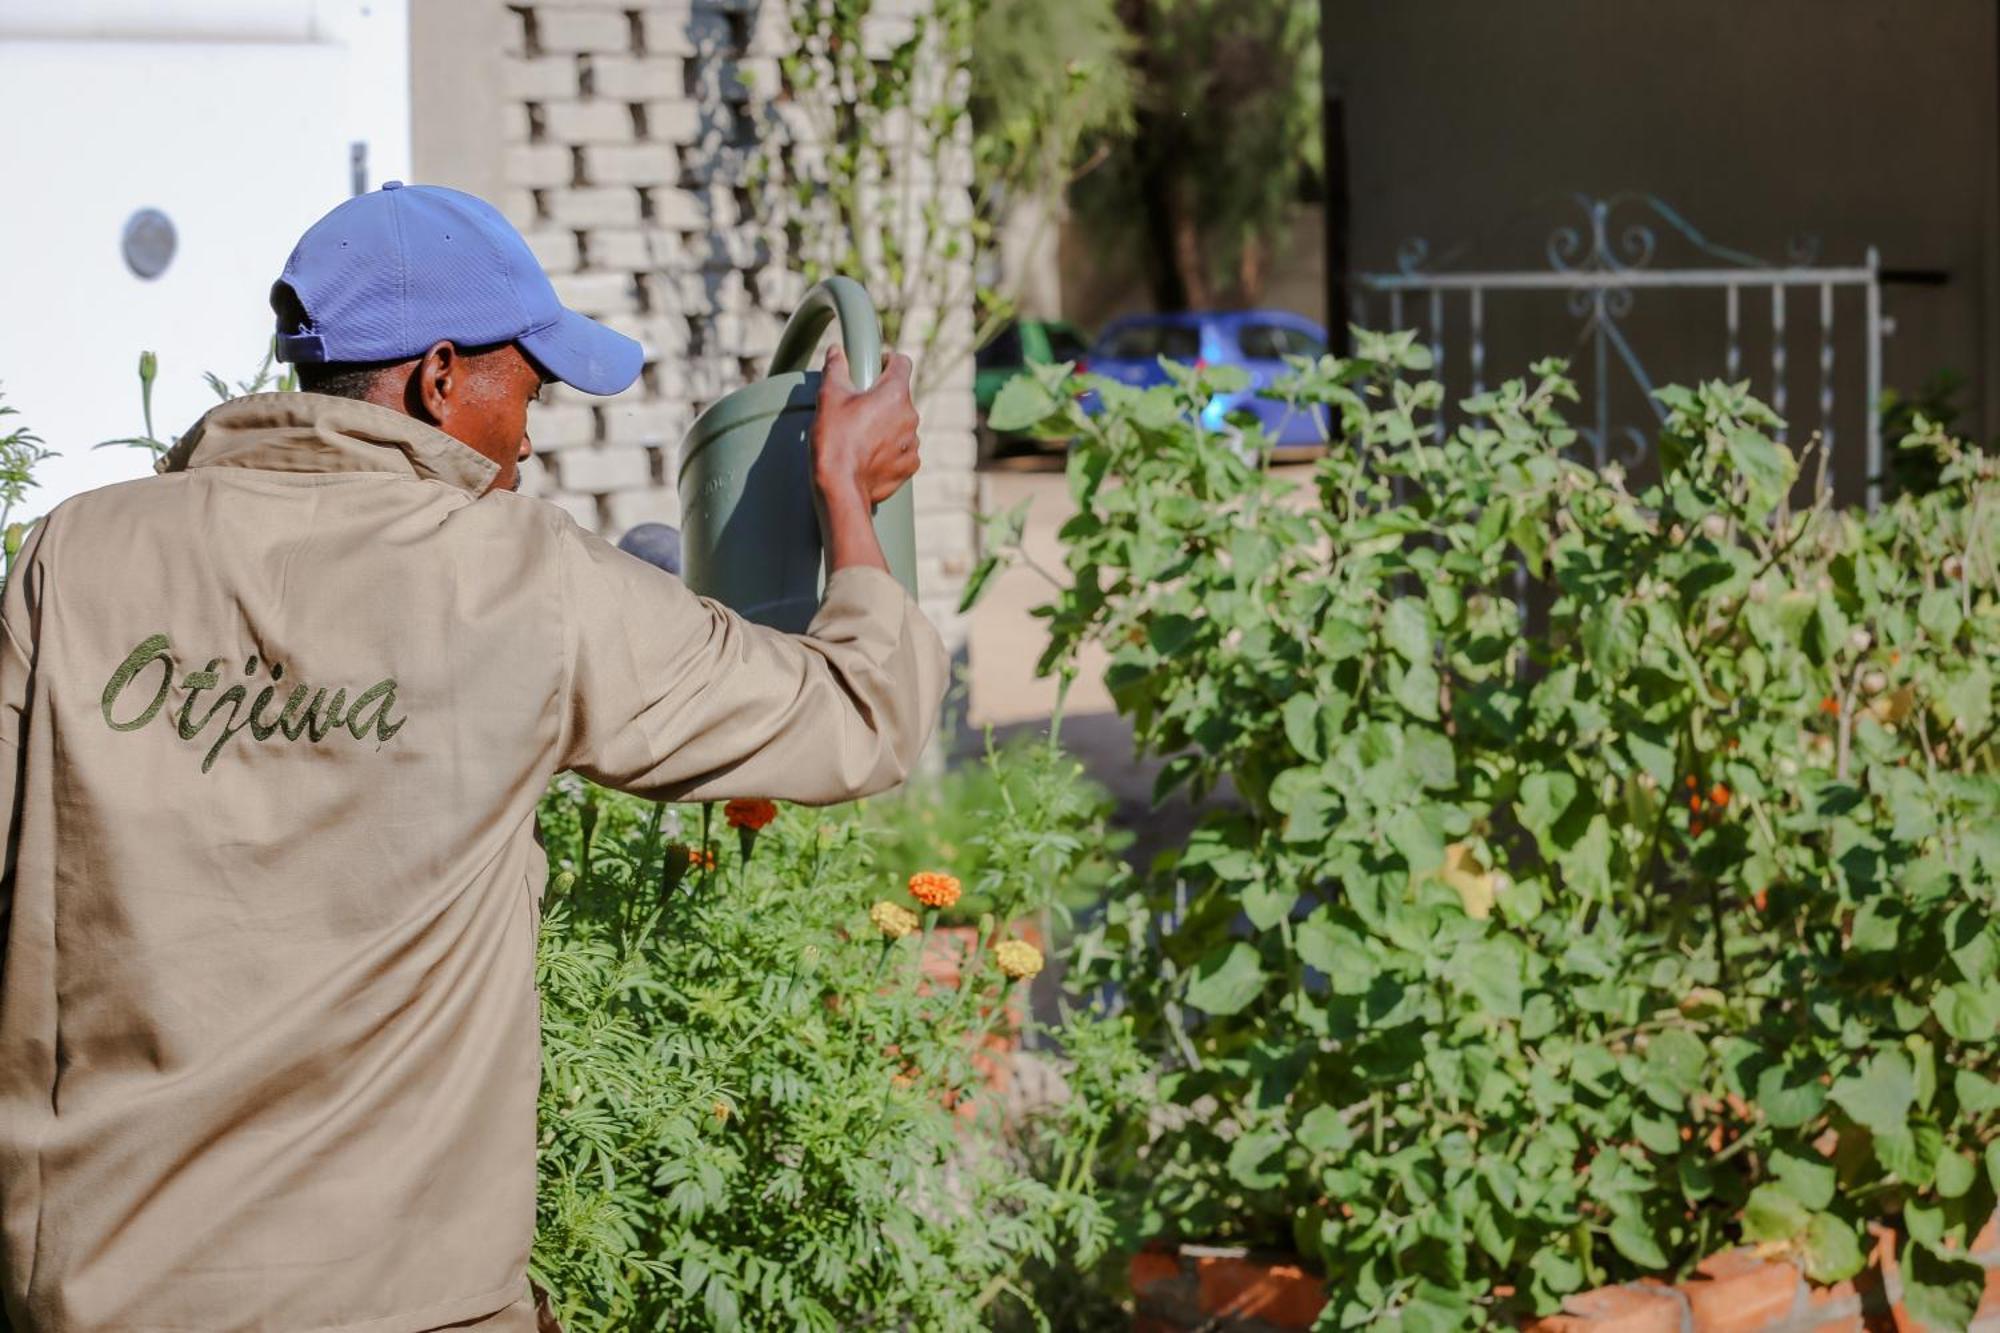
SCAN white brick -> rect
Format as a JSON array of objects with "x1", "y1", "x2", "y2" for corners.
[
  {"x1": 503, "y1": 57, "x2": 579, "y2": 100},
  {"x1": 523, "y1": 228, "x2": 581, "y2": 274},
  {"x1": 550, "y1": 271, "x2": 638, "y2": 316},
  {"x1": 529, "y1": 403, "x2": 597, "y2": 451},
  {"x1": 546, "y1": 187, "x2": 643, "y2": 227},
  {"x1": 501, "y1": 102, "x2": 534, "y2": 144},
  {"x1": 536, "y1": 10, "x2": 633, "y2": 54},
  {"x1": 608, "y1": 316, "x2": 692, "y2": 359},
  {"x1": 505, "y1": 143, "x2": 572, "y2": 187},
  {"x1": 587, "y1": 228, "x2": 683, "y2": 271},
  {"x1": 600, "y1": 400, "x2": 689, "y2": 445},
  {"x1": 644, "y1": 186, "x2": 708, "y2": 230},
  {"x1": 543, "y1": 100, "x2": 634, "y2": 144},
  {"x1": 496, "y1": 188, "x2": 540, "y2": 229},
  {"x1": 607, "y1": 488, "x2": 683, "y2": 535},
  {"x1": 590, "y1": 54, "x2": 684, "y2": 100},
  {"x1": 587, "y1": 143, "x2": 679, "y2": 186},
  {"x1": 740, "y1": 4, "x2": 797, "y2": 57},
  {"x1": 640, "y1": 8, "x2": 720, "y2": 57},
  {"x1": 559, "y1": 444, "x2": 651, "y2": 493},
  {"x1": 639, "y1": 99, "x2": 708, "y2": 144}
]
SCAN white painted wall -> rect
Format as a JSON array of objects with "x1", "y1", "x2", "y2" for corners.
[{"x1": 0, "y1": 1, "x2": 410, "y2": 518}]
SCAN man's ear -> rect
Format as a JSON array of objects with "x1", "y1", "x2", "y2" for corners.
[{"x1": 408, "y1": 341, "x2": 459, "y2": 423}]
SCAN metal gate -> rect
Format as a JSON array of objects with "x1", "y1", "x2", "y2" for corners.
[{"x1": 1351, "y1": 193, "x2": 1886, "y2": 509}]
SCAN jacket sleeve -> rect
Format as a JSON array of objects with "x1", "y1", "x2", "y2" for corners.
[
  {"x1": 555, "y1": 518, "x2": 950, "y2": 804},
  {"x1": 0, "y1": 521, "x2": 44, "y2": 964}
]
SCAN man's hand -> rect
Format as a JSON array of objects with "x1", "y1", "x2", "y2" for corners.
[{"x1": 811, "y1": 346, "x2": 921, "y2": 576}]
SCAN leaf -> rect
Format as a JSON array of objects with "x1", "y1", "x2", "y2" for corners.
[
  {"x1": 1385, "y1": 803, "x2": 1449, "y2": 876},
  {"x1": 1804, "y1": 1214, "x2": 1866, "y2": 1284},
  {"x1": 1932, "y1": 982, "x2": 2000, "y2": 1043},
  {"x1": 1876, "y1": 1119, "x2": 1943, "y2": 1188},
  {"x1": 1769, "y1": 1145, "x2": 1836, "y2": 1211},
  {"x1": 1935, "y1": 1149, "x2": 1977, "y2": 1200},
  {"x1": 987, "y1": 372, "x2": 1065, "y2": 434},
  {"x1": 1455, "y1": 936, "x2": 1525, "y2": 1019},
  {"x1": 1517, "y1": 770, "x2": 1580, "y2": 850},
  {"x1": 1384, "y1": 598, "x2": 1432, "y2": 664},
  {"x1": 1956, "y1": 1069, "x2": 2000, "y2": 1115},
  {"x1": 1297, "y1": 1105, "x2": 1353, "y2": 1155},
  {"x1": 1725, "y1": 425, "x2": 1796, "y2": 507},
  {"x1": 1561, "y1": 814, "x2": 1614, "y2": 901},
  {"x1": 1829, "y1": 1049, "x2": 1914, "y2": 1136},
  {"x1": 1226, "y1": 1127, "x2": 1288, "y2": 1190},
  {"x1": 1608, "y1": 1206, "x2": 1671, "y2": 1269},
  {"x1": 1295, "y1": 909, "x2": 1375, "y2": 995},
  {"x1": 1642, "y1": 1028, "x2": 1706, "y2": 1109},
  {"x1": 1282, "y1": 693, "x2": 1322, "y2": 762},
  {"x1": 1185, "y1": 942, "x2": 1267, "y2": 1016},
  {"x1": 1394, "y1": 658, "x2": 1442, "y2": 722},
  {"x1": 1757, "y1": 1061, "x2": 1828, "y2": 1128},
  {"x1": 1743, "y1": 1183, "x2": 1810, "y2": 1242},
  {"x1": 1242, "y1": 879, "x2": 1299, "y2": 932},
  {"x1": 1436, "y1": 842, "x2": 1498, "y2": 920},
  {"x1": 1903, "y1": 1245, "x2": 1984, "y2": 1332}
]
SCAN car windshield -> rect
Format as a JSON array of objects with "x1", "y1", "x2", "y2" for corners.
[
  {"x1": 1099, "y1": 322, "x2": 1201, "y2": 363},
  {"x1": 976, "y1": 323, "x2": 1025, "y2": 371},
  {"x1": 1047, "y1": 326, "x2": 1089, "y2": 361}
]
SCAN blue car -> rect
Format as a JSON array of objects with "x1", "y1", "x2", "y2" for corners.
[{"x1": 1086, "y1": 310, "x2": 1331, "y2": 450}]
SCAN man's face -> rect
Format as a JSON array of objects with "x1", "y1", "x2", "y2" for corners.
[{"x1": 434, "y1": 343, "x2": 549, "y2": 494}]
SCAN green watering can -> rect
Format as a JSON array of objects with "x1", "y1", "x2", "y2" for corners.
[{"x1": 677, "y1": 277, "x2": 919, "y2": 633}]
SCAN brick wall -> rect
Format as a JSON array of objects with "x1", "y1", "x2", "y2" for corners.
[{"x1": 485, "y1": 0, "x2": 979, "y2": 652}]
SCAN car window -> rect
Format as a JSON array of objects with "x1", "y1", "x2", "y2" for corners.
[
  {"x1": 1099, "y1": 325, "x2": 1161, "y2": 360},
  {"x1": 1239, "y1": 323, "x2": 1328, "y2": 360},
  {"x1": 1158, "y1": 326, "x2": 1201, "y2": 362},
  {"x1": 976, "y1": 323, "x2": 1025, "y2": 371},
  {"x1": 1046, "y1": 326, "x2": 1089, "y2": 362},
  {"x1": 1282, "y1": 327, "x2": 1328, "y2": 358},
  {"x1": 1237, "y1": 324, "x2": 1288, "y2": 360}
]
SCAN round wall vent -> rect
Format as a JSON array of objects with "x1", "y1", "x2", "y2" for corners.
[{"x1": 121, "y1": 208, "x2": 177, "y2": 280}]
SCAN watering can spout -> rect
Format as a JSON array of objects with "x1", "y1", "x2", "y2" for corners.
[{"x1": 675, "y1": 278, "x2": 920, "y2": 633}]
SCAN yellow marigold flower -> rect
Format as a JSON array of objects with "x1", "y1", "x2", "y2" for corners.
[
  {"x1": 994, "y1": 938, "x2": 1044, "y2": 981},
  {"x1": 907, "y1": 871, "x2": 962, "y2": 910},
  {"x1": 724, "y1": 798, "x2": 778, "y2": 831},
  {"x1": 712, "y1": 1100, "x2": 732, "y2": 1124},
  {"x1": 870, "y1": 900, "x2": 920, "y2": 939}
]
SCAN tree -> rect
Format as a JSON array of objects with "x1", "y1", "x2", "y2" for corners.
[{"x1": 1075, "y1": 0, "x2": 1322, "y2": 310}]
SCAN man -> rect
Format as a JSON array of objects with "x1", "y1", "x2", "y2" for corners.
[{"x1": 0, "y1": 183, "x2": 946, "y2": 1331}]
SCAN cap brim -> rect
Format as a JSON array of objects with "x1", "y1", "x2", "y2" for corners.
[{"x1": 519, "y1": 307, "x2": 644, "y2": 396}]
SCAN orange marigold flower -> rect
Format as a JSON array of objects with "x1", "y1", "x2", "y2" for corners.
[
  {"x1": 1709, "y1": 783, "x2": 1730, "y2": 808},
  {"x1": 1685, "y1": 775, "x2": 1698, "y2": 791},
  {"x1": 994, "y1": 938, "x2": 1044, "y2": 981},
  {"x1": 689, "y1": 846, "x2": 717, "y2": 871},
  {"x1": 1820, "y1": 694, "x2": 1841, "y2": 716},
  {"x1": 1689, "y1": 819, "x2": 1705, "y2": 838},
  {"x1": 907, "y1": 871, "x2": 962, "y2": 910},
  {"x1": 1689, "y1": 794, "x2": 1704, "y2": 814},
  {"x1": 725, "y1": 798, "x2": 779, "y2": 831}
]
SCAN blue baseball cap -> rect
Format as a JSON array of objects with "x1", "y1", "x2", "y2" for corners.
[{"x1": 271, "y1": 181, "x2": 643, "y2": 396}]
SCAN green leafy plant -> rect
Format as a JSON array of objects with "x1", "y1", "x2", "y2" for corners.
[
  {"x1": 99, "y1": 344, "x2": 296, "y2": 458},
  {"x1": 531, "y1": 740, "x2": 1148, "y2": 1331},
  {"x1": 0, "y1": 384, "x2": 51, "y2": 579},
  {"x1": 985, "y1": 336, "x2": 2000, "y2": 1327}
]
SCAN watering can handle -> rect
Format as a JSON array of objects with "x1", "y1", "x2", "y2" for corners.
[{"x1": 765, "y1": 276, "x2": 882, "y2": 392}]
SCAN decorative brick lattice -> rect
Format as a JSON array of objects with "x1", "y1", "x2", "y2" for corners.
[{"x1": 498, "y1": 0, "x2": 978, "y2": 650}]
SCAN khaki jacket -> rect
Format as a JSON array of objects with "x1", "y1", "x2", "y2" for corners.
[{"x1": 0, "y1": 394, "x2": 947, "y2": 1332}]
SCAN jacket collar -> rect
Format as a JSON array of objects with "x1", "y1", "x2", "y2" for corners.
[{"x1": 160, "y1": 392, "x2": 500, "y2": 497}]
